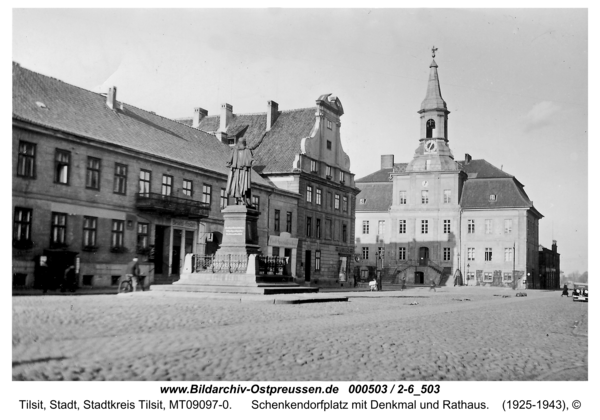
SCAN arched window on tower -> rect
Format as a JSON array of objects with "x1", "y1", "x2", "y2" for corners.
[{"x1": 426, "y1": 119, "x2": 436, "y2": 138}]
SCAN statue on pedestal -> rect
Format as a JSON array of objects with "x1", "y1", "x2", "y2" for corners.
[{"x1": 225, "y1": 139, "x2": 254, "y2": 206}]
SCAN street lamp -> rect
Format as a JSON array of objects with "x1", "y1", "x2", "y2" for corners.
[{"x1": 467, "y1": 264, "x2": 470, "y2": 286}]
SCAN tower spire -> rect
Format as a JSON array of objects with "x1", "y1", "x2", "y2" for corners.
[{"x1": 420, "y1": 47, "x2": 446, "y2": 111}]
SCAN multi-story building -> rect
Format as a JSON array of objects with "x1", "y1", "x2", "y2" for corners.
[
  {"x1": 179, "y1": 94, "x2": 360, "y2": 287},
  {"x1": 355, "y1": 55, "x2": 543, "y2": 289},
  {"x1": 538, "y1": 241, "x2": 560, "y2": 290},
  {"x1": 12, "y1": 62, "x2": 297, "y2": 289}
]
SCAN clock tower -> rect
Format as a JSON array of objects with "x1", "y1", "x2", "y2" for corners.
[{"x1": 406, "y1": 47, "x2": 458, "y2": 173}]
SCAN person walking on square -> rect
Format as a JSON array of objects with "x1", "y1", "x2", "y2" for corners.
[
  {"x1": 429, "y1": 279, "x2": 436, "y2": 292},
  {"x1": 561, "y1": 283, "x2": 569, "y2": 297},
  {"x1": 125, "y1": 257, "x2": 141, "y2": 292}
]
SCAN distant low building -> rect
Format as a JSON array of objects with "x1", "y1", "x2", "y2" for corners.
[
  {"x1": 538, "y1": 241, "x2": 560, "y2": 289},
  {"x1": 354, "y1": 55, "x2": 543, "y2": 289}
]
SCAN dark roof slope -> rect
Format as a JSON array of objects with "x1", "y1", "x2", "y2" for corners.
[
  {"x1": 356, "y1": 163, "x2": 408, "y2": 183},
  {"x1": 12, "y1": 63, "x2": 272, "y2": 187},
  {"x1": 355, "y1": 183, "x2": 393, "y2": 212},
  {"x1": 460, "y1": 178, "x2": 535, "y2": 210},
  {"x1": 193, "y1": 108, "x2": 317, "y2": 173},
  {"x1": 457, "y1": 159, "x2": 513, "y2": 179}
]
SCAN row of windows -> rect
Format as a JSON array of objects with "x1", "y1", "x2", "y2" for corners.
[
  {"x1": 397, "y1": 189, "x2": 452, "y2": 205},
  {"x1": 17, "y1": 141, "x2": 222, "y2": 205},
  {"x1": 308, "y1": 159, "x2": 346, "y2": 183},
  {"x1": 305, "y1": 217, "x2": 348, "y2": 243},
  {"x1": 361, "y1": 246, "x2": 452, "y2": 261},
  {"x1": 13, "y1": 207, "x2": 149, "y2": 250},
  {"x1": 273, "y1": 210, "x2": 293, "y2": 233},
  {"x1": 361, "y1": 219, "x2": 515, "y2": 235},
  {"x1": 306, "y1": 185, "x2": 349, "y2": 211},
  {"x1": 467, "y1": 247, "x2": 514, "y2": 262}
]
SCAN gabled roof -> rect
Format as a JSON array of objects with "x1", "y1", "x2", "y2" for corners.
[
  {"x1": 356, "y1": 163, "x2": 407, "y2": 183},
  {"x1": 355, "y1": 183, "x2": 393, "y2": 212},
  {"x1": 190, "y1": 108, "x2": 318, "y2": 173},
  {"x1": 457, "y1": 159, "x2": 514, "y2": 179},
  {"x1": 460, "y1": 178, "x2": 538, "y2": 212},
  {"x1": 12, "y1": 62, "x2": 272, "y2": 187}
]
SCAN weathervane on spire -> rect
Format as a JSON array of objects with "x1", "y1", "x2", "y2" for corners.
[{"x1": 432, "y1": 46, "x2": 438, "y2": 58}]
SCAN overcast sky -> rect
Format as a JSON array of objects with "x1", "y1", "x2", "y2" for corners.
[{"x1": 12, "y1": 8, "x2": 588, "y2": 274}]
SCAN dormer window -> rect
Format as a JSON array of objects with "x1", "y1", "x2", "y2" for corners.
[
  {"x1": 310, "y1": 160, "x2": 317, "y2": 173},
  {"x1": 326, "y1": 166, "x2": 332, "y2": 178},
  {"x1": 359, "y1": 198, "x2": 367, "y2": 205},
  {"x1": 426, "y1": 119, "x2": 436, "y2": 138},
  {"x1": 489, "y1": 194, "x2": 497, "y2": 202}
]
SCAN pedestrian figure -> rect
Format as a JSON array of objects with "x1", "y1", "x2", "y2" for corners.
[
  {"x1": 40, "y1": 258, "x2": 49, "y2": 294},
  {"x1": 561, "y1": 284, "x2": 569, "y2": 297},
  {"x1": 125, "y1": 257, "x2": 142, "y2": 292},
  {"x1": 429, "y1": 279, "x2": 437, "y2": 292},
  {"x1": 401, "y1": 276, "x2": 406, "y2": 291},
  {"x1": 62, "y1": 265, "x2": 77, "y2": 293}
]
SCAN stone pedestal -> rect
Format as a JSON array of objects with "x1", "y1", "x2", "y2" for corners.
[{"x1": 216, "y1": 205, "x2": 261, "y2": 256}]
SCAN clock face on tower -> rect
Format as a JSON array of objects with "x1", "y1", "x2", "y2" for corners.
[{"x1": 425, "y1": 140, "x2": 437, "y2": 153}]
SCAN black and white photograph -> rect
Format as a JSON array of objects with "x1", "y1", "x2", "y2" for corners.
[{"x1": 8, "y1": 4, "x2": 592, "y2": 417}]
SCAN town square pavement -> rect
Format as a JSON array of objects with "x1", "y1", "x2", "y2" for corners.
[{"x1": 12, "y1": 287, "x2": 587, "y2": 381}]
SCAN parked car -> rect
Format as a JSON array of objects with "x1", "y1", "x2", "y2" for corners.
[{"x1": 572, "y1": 284, "x2": 588, "y2": 302}]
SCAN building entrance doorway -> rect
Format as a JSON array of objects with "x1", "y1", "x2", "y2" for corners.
[
  {"x1": 305, "y1": 250, "x2": 311, "y2": 283},
  {"x1": 414, "y1": 271, "x2": 424, "y2": 284},
  {"x1": 154, "y1": 226, "x2": 166, "y2": 274},
  {"x1": 419, "y1": 247, "x2": 429, "y2": 266}
]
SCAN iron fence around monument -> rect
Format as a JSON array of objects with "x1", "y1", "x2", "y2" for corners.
[{"x1": 190, "y1": 254, "x2": 290, "y2": 276}]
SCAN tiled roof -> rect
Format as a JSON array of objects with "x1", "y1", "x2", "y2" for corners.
[
  {"x1": 457, "y1": 159, "x2": 513, "y2": 179},
  {"x1": 355, "y1": 163, "x2": 407, "y2": 183},
  {"x1": 460, "y1": 178, "x2": 534, "y2": 209},
  {"x1": 194, "y1": 108, "x2": 318, "y2": 173},
  {"x1": 355, "y1": 183, "x2": 393, "y2": 212},
  {"x1": 12, "y1": 62, "x2": 272, "y2": 188}
]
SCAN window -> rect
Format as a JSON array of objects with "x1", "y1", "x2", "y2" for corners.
[
  {"x1": 504, "y1": 219, "x2": 512, "y2": 234},
  {"x1": 342, "y1": 196, "x2": 348, "y2": 212},
  {"x1": 339, "y1": 171, "x2": 345, "y2": 183},
  {"x1": 334, "y1": 194, "x2": 340, "y2": 210},
  {"x1": 398, "y1": 247, "x2": 406, "y2": 260},
  {"x1": 362, "y1": 220, "x2": 369, "y2": 234},
  {"x1": 86, "y1": 157, "x2": 101, "y2": 190},
  {"x1": 485, "y1": 247, "x2": 493, "y2": 261},
  {"x1": 426, "y1": 119, "x2": 435, "y2": 138},
  {"x1": 306, "y1": 217, "x2": 312, "y2": 237},
  {"x1": 504, "y1": 247, "x2": 514, "y2": 262},
  {"x1": 202, "y1": 184, "x2": 212, "y2": 205},
  {"x1": 503, "y1": 272, "x2": 513, "y2": 282},
  {"x1": 139, "y1": 170, "x2": 151, "y2": 196},
  {"x1": 316, "y1": 188, "x2": 322, "y2": 205},
  {"x1": 272, "y1": 246, "x2": 280, "y2": 257},
  {"x1": 13, "y1": 207, "x2": 32, "y2": 242},
  {"x1": 467, "y1": 247, "x2": 475, "y2": 261},
  {"x1": 398, "y1": 220, "x2": 406, "y2": 234},
  {"x1": 360, "y1": 269, "x2": 369, "y2": 279},
  {"x1": 316, "y1": 218, "x2": 321, "y2": 239},
  {"x1": 82, "y1": 275, "x2": 94, "y2": 286},
  {"x1": 326, "y1": 219, "x2": 332, "y2": 240},
  {"x1": 378, "y1": 220, "x2": 385, "y2": 235},
  {"x1": 111, "y1": 220, "x2": 124, "y2": 248},
  {"x1": 252, "y1": 195, "x2": 260, "y2": 211},
  {"x1": 444, "y1": 219, "x2": 451, "y2": 234},
  {"x1": 162, "y1": 175, "x2": 173, "y2": 196},
  {"x1": 114, "y1": 163, "x2": 128, "y2": 195},
  {"x1": 220, "y1": 188, "x2": 227, "y2": 208},
  {"x1": 183, "y1": 179, "x2": 193, "y2": 197},
  {"x1": 327, "y1": 192, "x2": 333, "y2": 208},
  {"x1": 326, "y1": 140, "x2": 332, "y2": 150},
  {"x1": 327, "y1": 119, "x2": 332, "y2": 130},
  {"x1": 17, "y1": 141, "x2": 36, "y2": 178},
  {"x1": 466, "y1": 272, "x2": 475, "y2": 282},
  {"x1": 274, "y1": 209, "x2": 280, "y2": 231},
  {"x1": 359, "y1": 198, "x2": 367, "y2": 205},
  {"x1": 421, "y1": 220, "x2": 429, "y2": 234},
  {"x1": 489, "y1": 194, "x2": 497, "y2": 202},
  {"x1": 326, "y1": 166, "x2": 332, "y2": 178},
  {"x1": 468, "y1": 219, "x2": 475, "y2": 234},
  {"x1": 51, "y1": 212, "x2": 67, "y2": 246},
  {"x1": 421, "y1": 190, "x2": 429, "y2": 204},
  {"x1": 443, "y1": 247, "x2": 451, "y2": 261},
  {"x1": 315, "y1": 250, "x2": 321, "y2": 271},
  {"x1": 342, "y1": 224, "x2": 347, "y2": 243},
  {"x1": 137, "y1": 222, "x2": 149, "y2": 249},
  {"x1": 484, "y1": 272, "x2": 493, "y2": 283},
  {"x1": 399, "y1": 191, "x2": 407, "y2": 204},
  {"x1": 444, "y1": 190, "x2": 451, "y2": 204},
  {"x1": 54, "y1": 149, "x2": 70, "y2": 184},
  {"x1": 362, "y1": 247, "x2": 369, "y2": 259},
  {"x1": 310, "y1": 160, "x2": 317, "y2": 172},
  {"x1": 306, "y1": 185, "x2": 313, "y2": 202},
  {"x1": 485, "y1": 219, "x2": 493, "y2": 234},
  {"x1": 286, "y1": 212, "x2": 292, "y2": 233},
  {"x1": 378, "y1": 247, "x2": 385, "y2": 259},
  {"x1": 83, "y1": 216, "x2": 97, "y2": 248}
]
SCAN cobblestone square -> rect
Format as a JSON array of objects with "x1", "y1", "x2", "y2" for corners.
[{"x1": 12, "y1": 287, "x2": 587, "y2": 381}]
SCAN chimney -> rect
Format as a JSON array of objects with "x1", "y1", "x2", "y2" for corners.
[
  {"x1": 267, "y1": 100, "x2": 279, "y2": 130},
  {"x1": 219, "y1": 103, "x2": 233, "y2": 133},
  {"x1": 464, "y1": 153, "x2": 472, "y2": 165},
  {"x1": 381, "y1": 154, "x2": 394, "y2": 169},
  {"x1": 552, "y1": 240, "x2": 557, "y2": 253},
  {"x1": 192, "y1": 107, "x2": 208, "y2": 128},
  {"x1": 107, "y1": 86, "x2": 117, "y2": 110}
]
